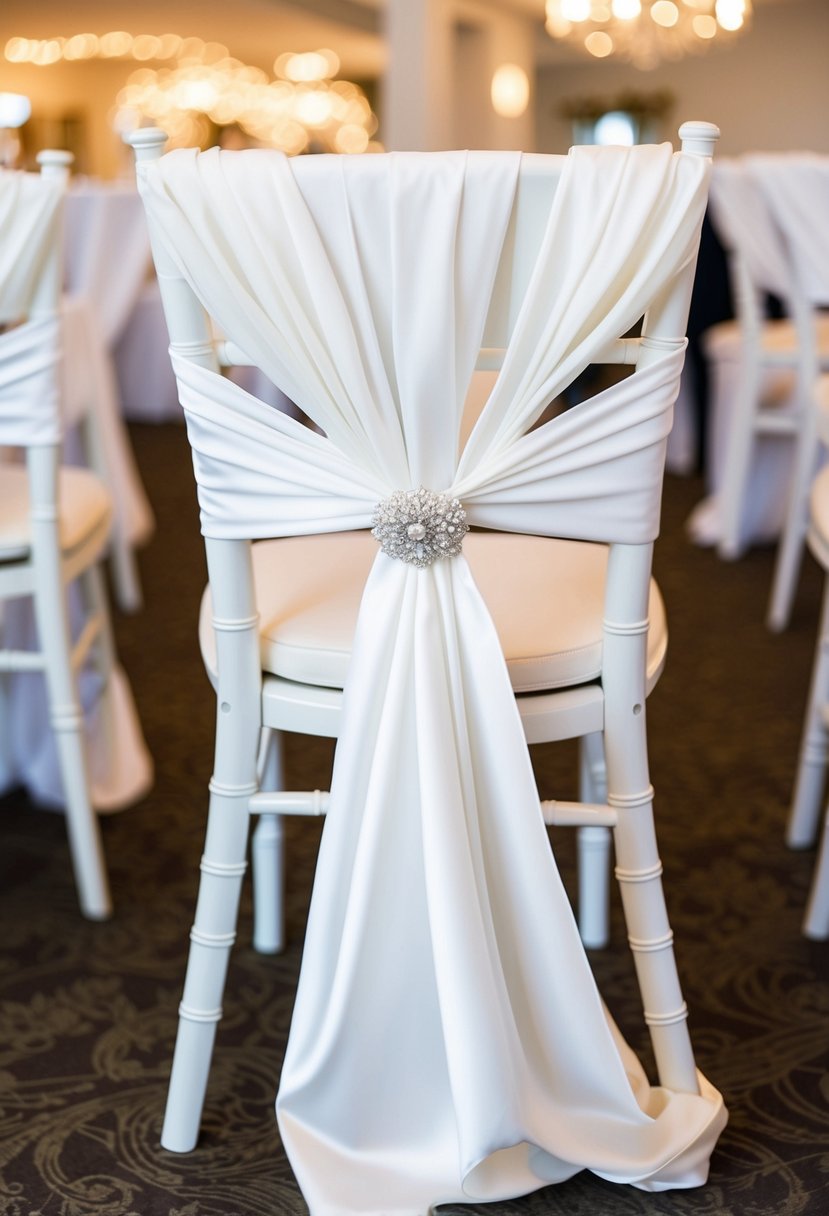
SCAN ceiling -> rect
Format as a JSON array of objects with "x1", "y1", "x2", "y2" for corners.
[
  {"x1": 0, "y1": 0, "x2": 386, "y2": 79},
  {"x1": 0, "y1": 0, "x2": 794, "y2": 80}
]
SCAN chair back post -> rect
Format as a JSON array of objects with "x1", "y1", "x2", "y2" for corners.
[
  {"x1": 600, "y1": 121, "x2": 718, "y2": 1096},
  {"x1": 127, "y1": 129, "x2": 218, "y2": 375},
  {"x1": 128, "y1": 128, "x2": 262, "y2": 794},
  {"x1": 639, "y1": 123, "x2": 719, "y2": 349},
  {"x1": 26, "y1": 152, "x2": 70, "y2": 561}
]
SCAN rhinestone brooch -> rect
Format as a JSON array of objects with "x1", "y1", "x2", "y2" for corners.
[{"x1": 371, "y1": 487, "x2": 469, "y2": 568}]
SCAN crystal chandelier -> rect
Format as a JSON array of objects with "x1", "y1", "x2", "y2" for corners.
[{"x1": 545, "y1": 0, "x2": 752, "y2": 69}]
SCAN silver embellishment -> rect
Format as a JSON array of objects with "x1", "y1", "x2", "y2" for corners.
[{"x1": 371, "y1": 487, "x2": 469, "y2": 568}]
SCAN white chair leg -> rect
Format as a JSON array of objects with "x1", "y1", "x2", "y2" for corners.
[
  {"x1": 161, "y1": 777, "x2": 255, "y2": 1152},
  {"x1": 0, "y1": 668, "x2": 12, "y2": 779},
  {"x1": 79, "y1": 561, "x2": 119, "y2": 751},
  {"x1": 767, "y1": 411, "x2": 817, "y2": 632},
  {"x1": 610, "y1": 757, "x2": 697, "y2": 1092},
  {"x1": 603, "y1": 547, "x2": 697, "y2": 1094},
  {"x1": 717, "y1": 354, "x2": 761, "y2": 561},
  {"x1": 252, "y1": 729, "x2": 286, "y2": 954},
  {"x1": 788, "y1": 576, "x2": 829, "y2": 848},
  {"x1": 803, "y1": 807, "x2": 829, "y2": 939},
  {"x1": 109, "y1": 527, "x2": 143, "y2": 614},
  {"x1": 578, "y1": 731, "x2": 611, "y2": 949},
  {"x1": 33, "y1": 575, "x2": 111, "y2": 920}
]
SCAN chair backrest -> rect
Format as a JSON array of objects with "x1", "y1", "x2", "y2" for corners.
[
  {"x1": 132, "y1": 130, "x2": 714, "y2": 567},
  {"x1": 707, "y1": 159, "x2": 791, "y2": 303},
  {"x1": 0, "y1": 155, "x2": 68, "y2": 450},
  {"x1": 747, "y1": 154, "x2": 829, "y2": 311}
]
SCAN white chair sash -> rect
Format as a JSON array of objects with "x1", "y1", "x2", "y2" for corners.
[
  {"x1": 139, "y1": 145, "x2": 725, "y2": 1213},
  {"x1": 0, "y1": 316, "x2": 61, "y2": 447},
  {"x1": 0, "y1": 170, "x2": 63, "y2": 324},
  {"x1": 0, "y1": 171, "x2": 63, "y2": 446}
]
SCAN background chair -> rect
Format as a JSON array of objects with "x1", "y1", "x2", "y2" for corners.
[
  {"x1": 687, "y1": 156, "x2": 829, "y2": 630},
  {"x1": 0, "y1": 153, "x2": 151, "y2": 918},
  {"x1": 787, "y1": 373, "x2": 829, "y2": 939},
  {"x1": 750, "y1": 156, "x2": 829, "y2": 630},
  {"x1": 131, "y1": 125, "x2": 723, "y2": 1201}
]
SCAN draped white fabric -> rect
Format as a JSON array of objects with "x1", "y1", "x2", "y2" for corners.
[
  {"x1": 748, "y1": 155, "x2": 829, "y2": 306},
  {"x1": 139, "y1": 145, "x2": 726, "y2": 1213},
  {"x1": 0, "y1": 170, "x2": 63, "y2": 323},
  {"x1": 0, "y1": 316, "x2": 62, "y2": 447}
]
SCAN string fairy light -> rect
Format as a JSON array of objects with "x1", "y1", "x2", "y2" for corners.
[{"x1": 4, "y1": 32, "x2": 380, "y2": 154}]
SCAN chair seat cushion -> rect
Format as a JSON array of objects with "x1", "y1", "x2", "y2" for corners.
[
  {"x1": 702, "y1": 313, "x2": 829, "y2": 361},
  {"x1": 199, "y1": 531, "x2": 667, "y2": 695},
  {"x1": 0, "y1": 465, "x2": 112, "y2": 561}
]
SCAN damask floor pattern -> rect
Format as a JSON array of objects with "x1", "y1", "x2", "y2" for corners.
[{"x1": 1, "y1": 422, "x2": 828, "y2": 1216}]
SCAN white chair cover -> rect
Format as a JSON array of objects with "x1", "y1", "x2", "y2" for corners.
[
  {"x1": 139, "y1": 146, "x2": 726, "y2": 1212},
  {"x1": 0, "y1": 169, "x2": 152, "y2": 813}
]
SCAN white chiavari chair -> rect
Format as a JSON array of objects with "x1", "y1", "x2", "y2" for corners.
[
  {"x1": 0, "y1": 154, "x2": 151, "y2": 918},
  {"x1": 130, "y1": 124, "x2": 726, "y2": 1210}
]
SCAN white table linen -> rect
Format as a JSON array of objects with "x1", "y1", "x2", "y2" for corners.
[
  {"x1": 139, "y1": 145, "x2": 726, "y2": 1214},
  {"x1": 62, "y1": 183, "x2": 155, "y2": 543}
]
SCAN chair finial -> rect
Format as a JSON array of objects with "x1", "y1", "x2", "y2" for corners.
[
  {"x1": 679, "y1": 122, "x2": 721, "y2": 158},
  {"x1": 126, "y1": 128, "x2": 168, "y2": 163},
  {"x1": 36, "y1": 149, "x2": 73, "y2": 181}
]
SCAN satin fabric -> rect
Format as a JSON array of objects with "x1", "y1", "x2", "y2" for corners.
[
  {"x1": 748, "y1": 155, "x2": 829, "y2": 306},
  {"x1": 0, "y1": 170, "x2": 152, "y2": 813},
  {"x1": 139, "y1": 145, "x2": 726, "y2": 1213}
]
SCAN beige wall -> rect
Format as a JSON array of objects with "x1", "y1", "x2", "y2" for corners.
[
  {"x1": 535, "y1": 0, "x2": 829, "y2": 155},
  {"x1": 2, "y1": 59, "x2": 139, "y2": 178},
  {"x1": 382, "y1": 0, "x2": 535, "y2": 152}
]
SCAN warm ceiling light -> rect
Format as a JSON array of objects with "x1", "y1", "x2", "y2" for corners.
[
  {"x1": 693, "y1": 14, "x2": 718, "y2": 38},
  {"x1": 545, "y1": 0, "x2": 751, "y2": 65},
  {"x1": 650, "y1": 1, "x2": 679, "y2": 28},
  {"x1": 490, "y1": 63, "x2": 530, "y2": 117},
  {"x1": 585, "y1": 31, "x2": 614, "y2": 56},
  {"x1": 275, "y1": 49, "x2": 340, "y2": 83},
  {"x1": 716, "y1": 0, "x2": 746, "y2": 31},
  {"x1": 561, "y1": 0, "x2": 592, "y2": 21}
]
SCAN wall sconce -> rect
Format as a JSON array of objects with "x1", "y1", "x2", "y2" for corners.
[{"x1": 491, "y1": 64, "x2": 529, "y2": 119}]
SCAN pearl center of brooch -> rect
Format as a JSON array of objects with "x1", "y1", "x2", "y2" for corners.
[{"x1": 372, "y1": 487, "x2": 469, "y2": 568}]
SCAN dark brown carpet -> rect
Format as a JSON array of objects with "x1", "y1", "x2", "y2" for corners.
[{"x1": 1, "y1": 420, "x2": 827, "y2": 1215}]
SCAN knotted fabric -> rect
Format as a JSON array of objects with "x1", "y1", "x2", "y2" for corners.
[{"x1": 138, "y1": 145, "x2": 726, "y2": 1214}]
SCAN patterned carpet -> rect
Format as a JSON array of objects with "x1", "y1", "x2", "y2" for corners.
[{"x1": 1, "y1": 420, "x2": 828, "y2": 1216}]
